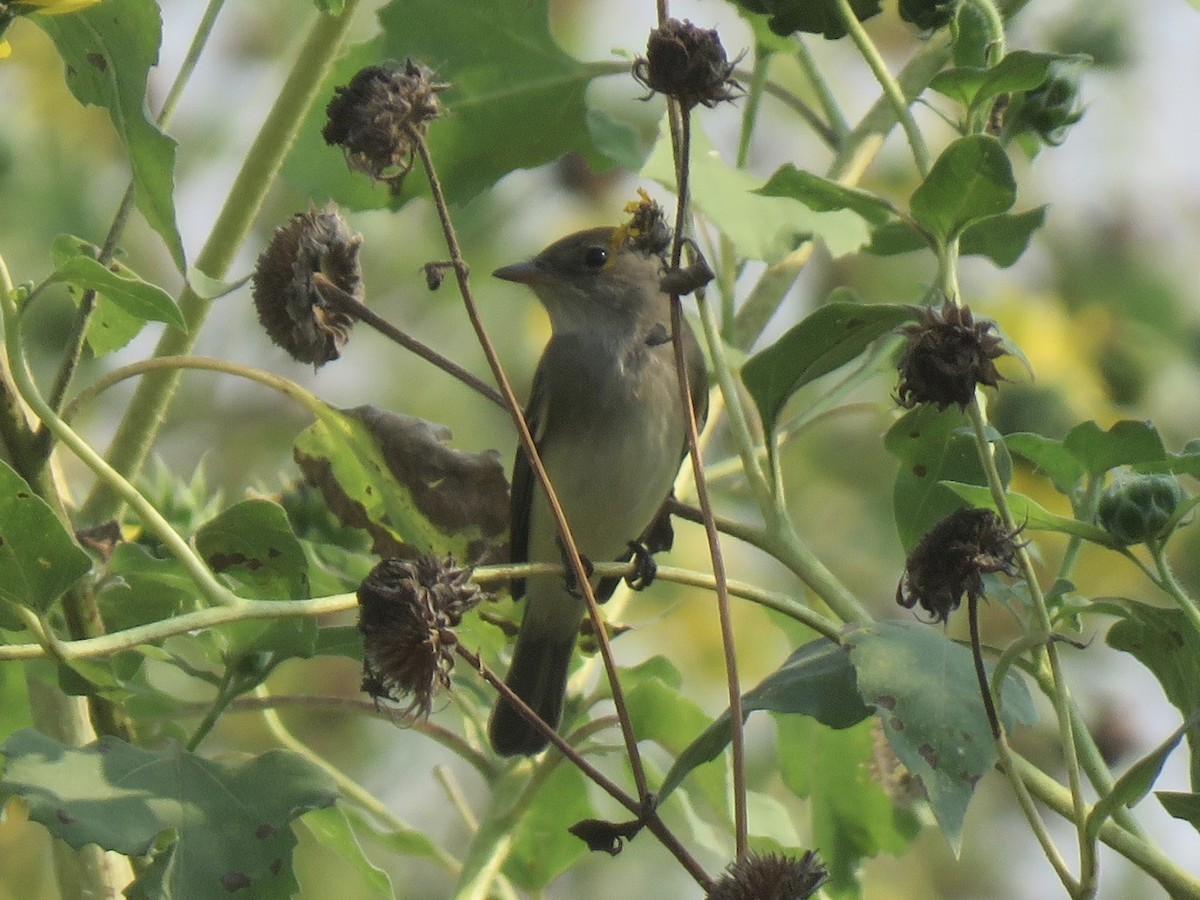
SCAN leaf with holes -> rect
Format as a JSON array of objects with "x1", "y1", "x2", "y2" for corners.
[
  {"x1": 0, "y1": 731, "x2": 336, "y2": 900},
  {"x1": 844, "y1": 621, "x2": 1036, "y2": 853}
]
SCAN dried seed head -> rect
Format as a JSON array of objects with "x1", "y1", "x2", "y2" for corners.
[
  {"x1": 252, "y1": 204, "x2": 362, "y2": 367},
  {"x1": 323, "y1": 58, "x2": 448, "y2": 193},
  {"x1": 612, "y1": 188, "x2": 672, "y2": 257},
  {"x1": 357, "y1": 555, "x2": 483, "y2": 717},
  {"x1": 707, "y1": 850, "x2": 828, "y2": 900},
  {"x1": 897, "y1": 507, "x2": 1021, "y2": 623},
  {"x1": 897, "y1": 299, "x2": 1007, "y2": 411},
  {"x1": 633, "y1": 18, "x2": 743, "y2": 110}
]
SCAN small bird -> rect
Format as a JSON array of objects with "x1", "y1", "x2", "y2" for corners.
[{"x1": 488, "y1": 226, "x2": 707, "y2": 756}]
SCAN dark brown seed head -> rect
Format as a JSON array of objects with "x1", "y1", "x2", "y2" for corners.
[
  {"x1": 707, "y1": 850, "x2": 828, "y2": 900},
  {"x1": 252, "y1": 204, "x2": 362, "y2": 367},
  {"x1": 323, "y1": 58, "x2": 448, "y2": 193},
  {"x1": 897, "y1": 299, "x2": 1007, "y2": 411},
  {"x1": 633, "y1": 18, "x2": 743, "y2": 110},
  {"x1": 611, "y1": 188, "x2": 672, "y2": 257},
  {"x1": 897, "y1": 507, "x2": 1022, "y2": 623},
  {"x1": 357, "y1": 555, "x2": 483, "y2": 717}
]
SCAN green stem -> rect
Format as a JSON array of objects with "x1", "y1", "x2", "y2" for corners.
[
  {"x1": 794, "y1": 34, "x2": 850, "y2": 142},
  {"x1": 1014, "y1": 753, "x2": 1200, "y2": 898},
  {"x1": 80, "y1": 0, "x2": 364, "y2": 525},
  {"x1": 967, "y1": 400, "x2": 1094, "y2": 893},
  {"x1": 43, "y1": 0, "x2": 228, "y2": 428},
  {"x1": 962, "y1": 0, "x2": 1007, "y2": 65},
  {"x1": 254, "y1": 686, "x2": 463, "y2": 874},
  {"x1": 1, "y1": 298, "x2": 240, "y2": 610},
  {"x1": 735, "y1": 48, "x2": 769, "y2": 169},
  {"x1": 1151, "y1": 543, "x2": 1200, "y2": 635},
  {"x1": 833, "y1": 0, "x2": 931, "y2": 175}
]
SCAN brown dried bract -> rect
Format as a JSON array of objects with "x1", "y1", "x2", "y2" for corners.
[
  {"x1": 707, "y1": 850, "x2": 828, "y2": 900},
  {"x1": 323, "y1": 58, "x2": 447, "y2": 193},
  {"x1": 252, "y1": 204, "x2": 362, "y2": 367},
  {"x1": 897, "y1": 507, "x2": 1022, "y2": 623},
  {"x1": 896, "y1": 299, "x2": 1007, "y2": 410},
  {"x1": 357, "y1": 555, "x2": 483, "y2": 717},
  {"x1": 633, "y1": 18, "x2": 743, "y2": 111}
]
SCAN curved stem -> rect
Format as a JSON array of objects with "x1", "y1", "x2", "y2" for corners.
[
  {"x1": 794, "y1": 35, "x2": 850, "y2": 142},
  {"x1": 81, "y1": 0, "x2": 365, "y2": 524},
  {"x1": 1151, "y1": 543, "x2": 1200, "y2": 636},
  {"x1": 253, "y1": 686, "x2": 462, "y2": 874},
  {"x1": 833, "y1": 0, "x2": 930, "y2": 175},
  {"x1": 1, "y1": 297, "x2": 240, "y2": 610}
]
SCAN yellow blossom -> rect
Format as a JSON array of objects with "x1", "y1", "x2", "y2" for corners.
[{"x1": 15, "y1": 0, "x2": 103, "y2": 13}]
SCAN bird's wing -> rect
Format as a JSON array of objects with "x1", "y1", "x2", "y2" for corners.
[{"x1": 508, "y1": 361, "x2": 553, "y2": 601}]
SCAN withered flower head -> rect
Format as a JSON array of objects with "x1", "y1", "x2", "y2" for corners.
[
  {"x1": 707, "y1": 850, "x2": 828, "y2": 900},
  {"x1": 357, "y1": 555, "x2": 483, "y2": 717},
  {"x1": 633, "y1": 18, "x2": 743, "y2": 110},
  {"x1": 611, "y1": 188, "x2": 673, "y2": 257},
  {"x1": 323, "y1": 58, "x2": 448, "y2": 193},
  {"x1": 897, "y1": 507, "x2": 1021, "y2": 623},
  {"x1": 897, "y1": 299, "x2": 1007, "y2": 410},
  {"x1": 252, "y1": 204, "x2": 362, "y2": 367}
]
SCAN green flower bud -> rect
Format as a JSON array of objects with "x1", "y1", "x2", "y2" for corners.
[
  {"x1": 898, "y1": 0, "x2": 960, "y2": 32},
  {"x1": 1096, "y1": 473, "x2": 1188, "y2": 547},
  {"x1": 1007, "y1": 63, "x2": 1085, "y2": 146}
]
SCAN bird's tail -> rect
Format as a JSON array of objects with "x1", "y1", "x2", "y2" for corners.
[{"x1": 488, "y1": 631, "x2": 575, "y2": 757}]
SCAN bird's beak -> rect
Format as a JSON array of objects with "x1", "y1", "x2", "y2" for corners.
[{"x1": 493, "y1": 260, "x2": 546, "y2": 285}]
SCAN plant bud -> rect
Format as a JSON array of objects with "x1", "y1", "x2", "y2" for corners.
[{"x1": 1096, "y1": 473, "x2": 1188, "y2": 547}]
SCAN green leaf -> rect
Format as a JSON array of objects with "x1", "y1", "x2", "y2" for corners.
[
  {"x1": 195, "y1": 499, "x2": 311, "y2": 602},
  {"x1": 958, "y1": 207, "x2": 1046, "y2": 267},
  {"x1": 757, "y1": 164, "x2": 895, "y2": 226},
  {"x1": 49, "y1": 235, "x2": 185, "y2": 331},
  {"x1": 626, "y1": 673, "x2": 727, "y2": 815},
  {"x1": 866, "y1": 207, "x2": 1045, "y2": 267},
  {"x1": 910, "y1": 135, "x2": 1016, "y2": 243},
  {"x1": 660, "y1": 639, "x2": 870, "y2": 801},
  {"x1": 299, "y1": 806, "x2": 392, "y2": 898},
  {"x1": 742, "y1": 300, "x2": 915, "y2": 441},
  {"x1": 1063, "y1": 420, "x2": 1169, "y2": 476},
  {"x1": 885, "y1": 406, "x2": 1007, "y2": 552},
  {"x1": 778, "y1": 717, "x2": 919, "y2": 895},
  {"x1": 844, "y1": 621, "x2": 1035, "y2": 852},
  {"x1": 642, "y1": 121, "x2": 870, "y2": 262},
  {"x1": 729, "y1": 0, "x2": 883, "y2": 39},
  {"x1": 503, "y1": 763, "x2": 591, "y2": 889},
  {"x1": 289, "y1": 0, "x2": 604, "y2": 208},
  {"x1": 1005, "y1": 432, "x2": 1086, "y2": 495},
  {"x1": 1157, "y1": 792, "x2": 1200, "y2": 831},
  {"x1": 969, "y1": 51, "x2": 1090, "y2": 118},
  {"x1": 194, "y1": 499, "x2": 316, "y2": 671},
  {"x1": 343, "y1": 805, "x2": 447, "y2": 864},
  {"x1": 0, "y1": 663, "x2": 33, "y2": 744},
  {"x1": 940, "y1": 482, "x2": 1115, "y2": 546},
  {"x1": 0, "y1": 460, "x2": 92, "y2": 614},
  {"x1": 0, "y1": 731, "x2": 337, "y2": 899},
  {"x1": 929, "y1": 67, "x2": 989, "y2": 107},
  {"x1": 584, "y1": 107, "x2": 645, "y2": 171},
  {"x1": 36, "y1": 0, "x2": 184, "y2": 270},
  {"x1": 294, "y1": 404, "x2": 509, "y2": 561},
  {"x1": 1087, "y1": 713, "x2": 1198, "y2": 843},
  {"x1": 1107, "y1": 603, "x2": 1200, "y2": 790}
]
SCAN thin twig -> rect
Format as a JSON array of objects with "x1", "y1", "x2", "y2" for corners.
[
  {"x1": 312, "y1": 272, "x2": 503, "y2": 407},
  {"x1": 662, "y1": 82, "x2": 749, "y2": 861},
  {"x1": 457, "y1": 645, "x2": 713, "y2": 889},
  {"x1": 407, "y1": 125, "x2": 653, "y2": 804}
]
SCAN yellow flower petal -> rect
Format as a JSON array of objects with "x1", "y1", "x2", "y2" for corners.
[
  {"x1": 21, "y1": 0, "x2": 103, "y2": 14},
  {"x1": 0, "y1": 40, "x2": 11, "y2": 60}
]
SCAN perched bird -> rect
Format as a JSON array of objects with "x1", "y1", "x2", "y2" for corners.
[{"x1": 488, "y1": 226, "x2": 707, "y2": 756}]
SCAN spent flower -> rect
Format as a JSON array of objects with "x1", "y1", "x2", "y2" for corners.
[
  {"x1": 251, "y1": 204, "x2": 363, "y2": 367},
  {"x1": 358, "y1": 555, "x2": 483, "y2": 718},
  {"x1": 897, "y1": 508, "x2": 1021, "y2": 623}
]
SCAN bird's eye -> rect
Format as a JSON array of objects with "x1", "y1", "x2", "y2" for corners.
[{"x1": 583, "y1": 246, "x2": 608, "y2": 269}]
